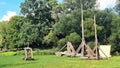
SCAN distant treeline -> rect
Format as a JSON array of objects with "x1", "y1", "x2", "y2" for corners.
[{"x1": 0, "y1": 0, "x2": 120, "y2": 54}]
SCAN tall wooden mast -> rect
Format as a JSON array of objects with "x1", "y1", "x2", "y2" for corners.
[
  {"x1": 81, "y1": 4, "x2": 85, "y2": 44},
  {"x1": 76, "y1": 3, "x2": 87, "y2": 57},
  {"x1": 76, "y1": 1, "x2": 95, "y2": 58},
  {"x1": 81, "y1": 3, "x2": 85, "y2": 56},
  {"x1": 93, "y1": 15, "x2": 100, "y2": 60}
]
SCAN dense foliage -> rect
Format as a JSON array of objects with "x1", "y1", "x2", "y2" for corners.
[{"x1": 0, "y1": 0, "x2": 120, "y2": 54}]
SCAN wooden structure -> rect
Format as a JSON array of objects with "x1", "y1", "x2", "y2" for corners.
[
  {"x1": 90, "y1": 15, "x2": 111, "y2": 60},
  {"x1": 76, "y1": 14, "x2": 111, "y2": 59},
  {"x1": 75, "y1": 3, "x2": 95, "y2": 59},
  {"x1": 23, "y1": 47, "x2": 34, "y2": 60},
  {"x1": 55, "y1": 15, "x2": 111, "y2": 59},
  {"x1": 55, "y1": 4, "x2": 111, "y2": 60},
  {"x1": 75, "y1": 3, "x2": 86, "y2": 57},
  {"x1": 92, "y1": 15, "x2": 100, "y2": 59},
  {"x1": 55, "y1": 5, "x2": 100, "y2": 59},
  {"x1": 55, "y1": 42, "x2": 76, "y2": 57}
]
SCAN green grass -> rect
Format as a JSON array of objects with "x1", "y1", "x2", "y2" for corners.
[{"x1": 0, "y1": 55, "x2": 120, "y2": 68}]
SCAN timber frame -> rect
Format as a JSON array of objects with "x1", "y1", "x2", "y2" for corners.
[
  {"x1": 23, "y1": 47, "x2": 34, "y2": 60},
  {"x1": 75, "y1": 3, "x2": 94, "y2": 58},
  {"x1": 55, "y1": 42, "x2": 76, "y2": 57},
  {"x1": 55, "y1": 4, "x2": 110, "y2": 60}
]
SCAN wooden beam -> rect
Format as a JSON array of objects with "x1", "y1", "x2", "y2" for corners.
[{"x1": 76, "y1": 43, "x2": 83, "y2": 53}]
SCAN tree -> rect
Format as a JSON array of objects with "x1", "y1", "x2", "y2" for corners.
[
  {"x1": 20, "y1": 0, "x2": 57, "y2": 47},
  {"x1": 8, "y1": 16, "x2": 39, "y2": 48},
  {"x1": 0, "y1": 35, "x2": 2, "y2": 47},
  {"x1": 43, "y1": 31, "x2": 58, "y2": 48},
  {"x1": 95, "y1": 9, "x2": 113, "y2": 44},
  {"x1": 18, "y1": 0, "x2": 120, "y2": 54},
  {"x1": 108, "y1": 14, "x2": 120, "y2": 52},
  {"x1": 63, "y1": 0, "x2": 96, "y2": 13},
  {"x1": 7, "y1": 16, "x2": 26, "y2": 48},
  {"x1": 53, "y1": 10, "x2": 81, "y2": 37},
  {"x1": 66, "y1": 32, "x2": 81, "y2": 48},
  {"x1": 57, "y1": 32, "x2": 81, "y2": 48},
  {"x1": 7, "y1": 16, "x2": 22, "y2": 48},
  {"x1": 114, "y1": 0, "x2": 120, "y2": 15},
  {"x1": 19, "y1": 21, "x2": 39, "y2": 47},
  {"x1": 84, "y1": 18, "x2": 103, "y2": 41},
  {"x1": 0, "y1": 21, "x2": 9, "y2": 51}
]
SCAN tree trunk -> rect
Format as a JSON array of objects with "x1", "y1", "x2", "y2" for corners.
[
  {"x1": 4, "y1": 43, "x2": 8, "y2": 51},
  {"x1": 27, "y1": 42, "x2": 30, "y2": 47}
]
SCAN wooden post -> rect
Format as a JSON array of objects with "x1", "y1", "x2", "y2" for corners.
[
  {"x1": 76, "y1": 3, "x2": 87, "y2": 57},
  {"x1": 94, "y1": 15, "x2": 100, "y2": 60},
  {"x1": 81, "y1": 3, "x2": 85, "y2": 56},
  {"x1": 30, "y1": 48, "x2": 34, "y2": 58},
  {"x1": 24, "y1": 49, "x2": 27, "y2": 60}
]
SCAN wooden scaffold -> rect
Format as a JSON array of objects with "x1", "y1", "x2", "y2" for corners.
[
  {"x1": 75, "y1": 3, "x2": 95, "y2": 59},
  {"x1": 89, "y1": 15, "x2": 111, "y2": 60},
  {"x1": 23, "y1": 47, "x2": 34, "y2": 60},
  {"x1": 55, "y1": 42, "x2": 76, "y2": 57},
  {"x1": 55, "y1": 2, "x2": 111, "y2": 60}
]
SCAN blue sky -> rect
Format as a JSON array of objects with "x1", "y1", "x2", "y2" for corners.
[
  {"x1": 0, "y1": 0, "x2": 24, "y2": 21},
  {"x1": 0, "y1": 0, "x2": 115, "y2": 21},
  {"x1": 0, "y1": 0, "x2": 63, "y2": 21}
]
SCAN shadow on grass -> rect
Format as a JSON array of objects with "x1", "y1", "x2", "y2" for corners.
[{"x1": 0, "y1": 61, "x2": 37, "y2": 68}]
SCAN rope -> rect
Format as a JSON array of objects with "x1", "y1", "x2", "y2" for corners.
[{"x1": 58, "y1": 44, "x2": 67, "y2": 52}]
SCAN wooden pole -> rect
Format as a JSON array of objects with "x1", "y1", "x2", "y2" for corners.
[
  {"x1": 81, "y1": 3, "x2": 85, "y2": 56},
  {"x1": 24, "y1": 49, "x2": 27, "y2": 60},
  {"x1": 30, "y1": 48, "x2": 33, "y2": 58},
  {"x1": 94, "y1": 15, "x2": 99, "y2": 59},
  {"x1": 76, "y1": 3, "x2": 86, "y2": 56},
  {"x1": 81, "y1": 4, "x2": 85, "y2": 42}
]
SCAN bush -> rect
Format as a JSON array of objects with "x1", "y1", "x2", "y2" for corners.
[
  {"x1": 57, "y1": 38, "x2": 67, "y2": 48},
  {"x1": 0, "y1": 52, "x2": 17, "y2": 56},
  {"x1": 16, "y1": 49, "x2": 57, "y2": 55},
  {"x1": 87, "y1": 41, "x2": 95, "y2": 49},
  {"x1": 34, "y1": 49, "x2": 57, "y2": 55},
  {"x1": 16, "y1": 50, "x2": 24, "y2": 55},
  {"x1": 66, "y1": 32, "x2": 81, "y2": 48},
  {"x1": 43, "y1": 31, "x2": 58, "y2": 45},
  {"x1": 57, "y1": 32, "x2": 81, "y2": 49}
]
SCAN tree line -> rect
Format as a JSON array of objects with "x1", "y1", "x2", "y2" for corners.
[{"x1": 0, "y1": 0, "x2": 120, "y2": 54}]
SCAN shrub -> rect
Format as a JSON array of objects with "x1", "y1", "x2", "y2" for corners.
[
  {"x1": 66, "y1": 32, "x2": 81, "y2": 48},
  {"x1": 0, "y1": 52, "x2": 17, "y2": 56},
  {"x1": 34, "y1": 49, "x2": 57, "y2": 55},
  {"x1": 57, "y1": 32, "x2": 81, "y2": 49},
  {"x1": 16, "y1": 49, "x2": 57, "y2": 55},
  {"x1": 16, "y1": 50, "x2": 24, "y2": 55},
  {"x1": 87, "y1": 41, "x2": 95, "y2": 49},
  {"x1": 57, "y1": 38, "x2": 67, "y2": 48}
]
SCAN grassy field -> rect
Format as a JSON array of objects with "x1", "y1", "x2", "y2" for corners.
[{"x1": 0, "y1": 55, "x2": 120, "y2": 68}]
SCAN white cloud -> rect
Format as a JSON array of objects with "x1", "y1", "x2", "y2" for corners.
[
  {"x1": 97, "y1": 0, "x2": 116, "y2": 10},
  {"x1": 0, "y1": 11, "x2": 17, "y2": 21}
]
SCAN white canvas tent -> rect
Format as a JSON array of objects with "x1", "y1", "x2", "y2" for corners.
[{"x1": 99, "y1": 45, "x2": 111, "y2": 58}]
